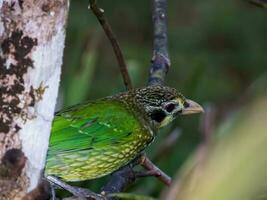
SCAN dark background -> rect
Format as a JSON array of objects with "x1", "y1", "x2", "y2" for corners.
[{"x1": 57, "y1": 0, "x2": 267, "y2": 198}]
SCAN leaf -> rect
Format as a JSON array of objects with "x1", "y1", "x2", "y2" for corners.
[{"x1": 108, "y1": 192, "x2": 157, "y2": 200}]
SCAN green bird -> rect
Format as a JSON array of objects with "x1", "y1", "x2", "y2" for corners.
[{"x1": 45, "y1": 85, "x2": 203, "y2": 182}]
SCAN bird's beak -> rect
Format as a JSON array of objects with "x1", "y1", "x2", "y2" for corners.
[{"x1": 181, "y1": 99, "x2": 204, "y2": 115}]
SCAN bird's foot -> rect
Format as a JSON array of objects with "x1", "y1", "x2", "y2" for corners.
[{"x1": 46, "y1": 175, "x2": 105, "y2": 200}]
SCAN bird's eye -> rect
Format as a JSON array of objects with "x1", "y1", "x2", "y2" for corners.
[{"x1": 165, "y1": 103, "x2": 176, "y2": 113}]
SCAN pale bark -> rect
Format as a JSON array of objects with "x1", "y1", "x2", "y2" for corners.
[{"x1": 0, "y1": 0, "x2": 69, "y2": 199}]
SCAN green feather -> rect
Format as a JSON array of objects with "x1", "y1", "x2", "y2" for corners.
[{"x1": 45, "y1": 99, "x2": 153, "y2": 181}]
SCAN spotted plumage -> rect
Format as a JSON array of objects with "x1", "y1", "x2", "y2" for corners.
[{"x1": 45, "y1": 85, "x2": 203, "y2": 181}]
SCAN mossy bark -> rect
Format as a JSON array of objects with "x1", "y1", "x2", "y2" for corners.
[{"x1": 0, "y1": 0, "x2": 69, "y2": 199}]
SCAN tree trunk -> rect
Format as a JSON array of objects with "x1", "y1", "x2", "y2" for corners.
[{"x1": 0, "y1": 0, "x2": 69, "y2": 199}]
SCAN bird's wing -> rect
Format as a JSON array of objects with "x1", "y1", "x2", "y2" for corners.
[{"x1": 47, "y1": 99, "x2": 144, "y2": 157}]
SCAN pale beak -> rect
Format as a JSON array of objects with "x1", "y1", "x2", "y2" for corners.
[{"x1": 181, "y1": 99, "x2": 204, "y2": 115}]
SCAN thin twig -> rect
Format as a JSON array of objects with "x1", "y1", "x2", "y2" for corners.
[
  {"x1": 148, "y1": 0, "x2": 170, "y2": 85},
  {"x1": 140, "y1": 155, "x2": 171, "y2": 186},
  {"x1": 102, "y1": 154, "x2": 171, "y2": 198},
  {"x1": 47, "y1": 176, "x2": 104, "y2": 200},
  {"x1": 107, "y1": 192, "x2": 156, "y2": 200},
  {"x1": 249, "y1": 0, "x2": 267, "y2": 8},
  {"x1": 89, "y1": 0, "x2": 133, "y2": 90}
]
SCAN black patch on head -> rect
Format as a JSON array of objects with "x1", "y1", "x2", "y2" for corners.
[
  {"x1": 150, "y1": 110, "x2": 166, "y2": 123},
  {"x1": 165, "y1": 103, "x2": 176, "y2": 113}
]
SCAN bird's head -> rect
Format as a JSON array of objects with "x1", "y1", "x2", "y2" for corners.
[{"x1": 134, "y1": 85, "x2": 204, "y2": 129}]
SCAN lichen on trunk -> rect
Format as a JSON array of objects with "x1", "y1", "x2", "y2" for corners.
[{"x1": 0, "y1": 0, "x2": 69, "y2": 199}]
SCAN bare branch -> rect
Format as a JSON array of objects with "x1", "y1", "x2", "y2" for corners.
[
  {"x1": 102, "y1": 154, "x2": 171, "y2": 197},
  {"x1": 148, "y1": 0, "x2": 170, "y2": 86},
  {"x1": 47, "y1": 176, "x2": 103, "y2": 200},
  {"x1": 140, "y1": 155, "x2": 171, "y2": 186},
  {"x1": 88, "y1": 0, "x2": 133, "y2": 90},
  {"x1": 249, "y1": 0, "x2": 267, "y2": 8}
]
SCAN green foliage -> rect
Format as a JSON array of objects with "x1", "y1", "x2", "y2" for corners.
[
  {"x1": 65, "y1": 38, "x2": 97, "y2": 106},
  {"x1": 108, "y1": 193, "x2": 156, "y2": 200}
]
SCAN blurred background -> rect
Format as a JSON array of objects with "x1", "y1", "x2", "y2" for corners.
[{"x1": 57, "y1": 0, "x2": 267, "y2": 198}]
